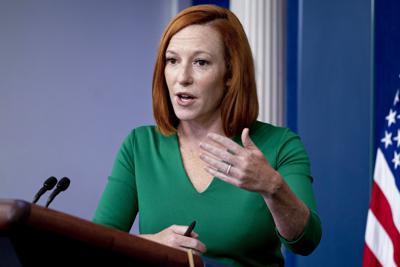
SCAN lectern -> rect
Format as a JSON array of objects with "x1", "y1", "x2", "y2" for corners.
[{"x1": 0, "y1": 199, "x2": 203, "y2": 266}]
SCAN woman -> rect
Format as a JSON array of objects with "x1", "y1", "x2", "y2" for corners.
[{"x1": 94, "y1": 4, "x2": 322, "y2": 267}]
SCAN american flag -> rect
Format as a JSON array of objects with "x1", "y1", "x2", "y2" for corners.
[{"x1": 363, "y1": 90, "x2": 400, "y2": 267}]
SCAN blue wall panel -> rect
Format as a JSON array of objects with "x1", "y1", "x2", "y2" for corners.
[
  {"x1": 286, "y1": 0, "x2": 299, "y2": 133},
  {"x1": 192, "y1": 0, "x2": 229, "y2": 9},
  {"x1": 287, "y1": 0, "x2": 373, "y2": 266}
]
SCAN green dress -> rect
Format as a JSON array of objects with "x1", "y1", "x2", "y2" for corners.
[{"x1": 93, "y1": 121, "x2": 322, "y2": 267}]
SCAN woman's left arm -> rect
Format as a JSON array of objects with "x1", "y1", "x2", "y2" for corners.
[{"x1": 199, "y1": 128, "x2": 321, "y2": 251}]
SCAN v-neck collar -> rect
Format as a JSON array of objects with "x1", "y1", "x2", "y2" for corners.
[
  {"x1": 173, "y1": 133, "x2": 218, "y2": 195},
  {"x1": 171, "y1": 129, "x2": 245, "y2": 195}
]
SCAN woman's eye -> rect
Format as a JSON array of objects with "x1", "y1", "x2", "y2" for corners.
[
  {"x1": 166, "y1": 58, "x2": 177, "y2": 64},
  {"x1": 194, "y1": 59, "x2": 209, "y2": 66}
]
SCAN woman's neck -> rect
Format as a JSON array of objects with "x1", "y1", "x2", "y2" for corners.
[{"x1": 177, "y1": 116, "x2": 225, "y2": 143}]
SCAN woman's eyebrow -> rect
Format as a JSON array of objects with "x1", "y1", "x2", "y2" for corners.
[
  {"x1": 165, "y1": 49, "x2": 213, "y2": 57},
  {"x1": 165, "y1": 50, "x2": 177, "y2": 55}
]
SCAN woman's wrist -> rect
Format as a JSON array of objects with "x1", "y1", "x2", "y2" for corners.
[{"x1": 260, "y1": 170, "x2": 284, "y2": 199}]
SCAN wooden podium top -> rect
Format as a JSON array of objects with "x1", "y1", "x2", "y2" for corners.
[{"x1": 0, "y1": 199, "x2": 203, "y2": 267}]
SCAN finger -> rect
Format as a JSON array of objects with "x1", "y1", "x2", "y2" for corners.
[
  {"x1": 170, "y1": 225, "x2": 194, "y2": 235},
  {"x1": 199, "y1": 153, "x2": 238, "y2": 177},
  {"x1": 190, "y1": 231, "x2": 199, "y2": 238},
  {"x1": 199, "y1": 142, "x2": 239, "y2": 165},
  {"x1": 179, "y1": 236, "x2": 207, "y2": 253},
  {"x1": 207, "y1": 133, "x2": 243, "y2": 154},
  {"x1": 170, "y1": 225, "x2": 199, "y2": 239},
  {"x1": 204, "y1": 167, "x2": 243, "y2": 188},
  {"x1": 172, "y1": 234, "x2": 206, "y2": 252},
  {"x1": 241, "y1": 128, "x2": 256, "y2": 149}
]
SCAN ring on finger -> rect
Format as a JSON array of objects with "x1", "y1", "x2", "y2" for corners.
[{"x1": 226, "y1": 163, "x2": 232, "y2": 175}]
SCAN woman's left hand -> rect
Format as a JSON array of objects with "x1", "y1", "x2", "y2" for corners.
[
  {"x1": 200, "y1": 128, "x2": 311, "y2": 241},
  {"x1": 199, "y1": 128, "x2": 282, "y2": 196}
]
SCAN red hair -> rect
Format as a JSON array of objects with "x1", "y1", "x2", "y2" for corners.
[{"x1": 152, "y1": 4, "x2": 258, "y2": 137}]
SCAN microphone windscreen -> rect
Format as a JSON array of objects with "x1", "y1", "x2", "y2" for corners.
[
  {"x1": 43, "y1": 176, "x2": 58, "y2": 190},
  {"x1": 57, "y1": 177, "x2": 70, "y2": 191},
  {"x1": 33, "y1": 176, "x2": 58, "y2": 204}
]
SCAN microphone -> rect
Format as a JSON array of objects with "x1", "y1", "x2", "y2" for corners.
[
  {"x1": 45, "y1": 177, "x2": 71, "y2": 208},
  {"x1": 32, "y1": 176, "x2": 58, "y2": 204}
]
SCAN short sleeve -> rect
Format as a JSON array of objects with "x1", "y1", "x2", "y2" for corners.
[
  {"x1": 275, "y1": 129, "x2": 322, "y2": 255},
  {"x1": 93, "y1": 130, "x2": 138, "y2": 232}
]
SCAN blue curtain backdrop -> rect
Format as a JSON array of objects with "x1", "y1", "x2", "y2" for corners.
[
  {"x1": 192, "y1": 0, "x2": 229, "y2": 8},
  {"x1": 374, "y1": 0, "x2": 400, "y2": 150}
]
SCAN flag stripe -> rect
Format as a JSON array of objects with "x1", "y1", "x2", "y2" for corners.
[
  {"x1": 365, "y1": 210, "x2": 397, "y2": 267},
  {"x1": 364, "y1": 91, "x2": 400, "y2": 266},
  {"x1": 363, "y1": 243, "x2": 382, "y2": 267},
  {"x1": 370, "y1": 181, "x2": 400, "y2": 265},
  {"x1": 374, "y1": 149, "x2": 400, "y2": 233}
]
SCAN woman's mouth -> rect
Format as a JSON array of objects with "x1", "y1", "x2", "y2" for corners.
[{"x1": 176, "y1": 93, "x2": 197, "y2": 106}]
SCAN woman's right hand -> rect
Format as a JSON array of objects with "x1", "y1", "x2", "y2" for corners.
[{"x1": 141, "y1": 225, "x2": 207, "y2": 254}]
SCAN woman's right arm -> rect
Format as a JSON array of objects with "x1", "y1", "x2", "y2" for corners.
[
  {"x1": 93, "y1": 132, "x2": 138, "y2": 231},
  {"x1": 93, "y1": 131, "x2": 206, "y2": 253}
]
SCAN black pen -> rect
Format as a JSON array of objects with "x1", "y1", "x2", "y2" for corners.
[{"x1": 184, "y1": 220, "x2": 196, "y2": 237}]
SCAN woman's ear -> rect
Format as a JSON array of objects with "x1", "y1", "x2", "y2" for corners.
[{"x1": 225, "y1": 62, "x2": 232, "y2": 87}]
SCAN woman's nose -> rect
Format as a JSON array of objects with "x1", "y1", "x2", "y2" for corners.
[{"x1": 177, "y1": 63, "x2": 193, "y2": 86}]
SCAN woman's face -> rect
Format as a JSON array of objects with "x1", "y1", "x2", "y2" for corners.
[{"x1": 164, "y1": 24, "x2": 227, "y2": 125}]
